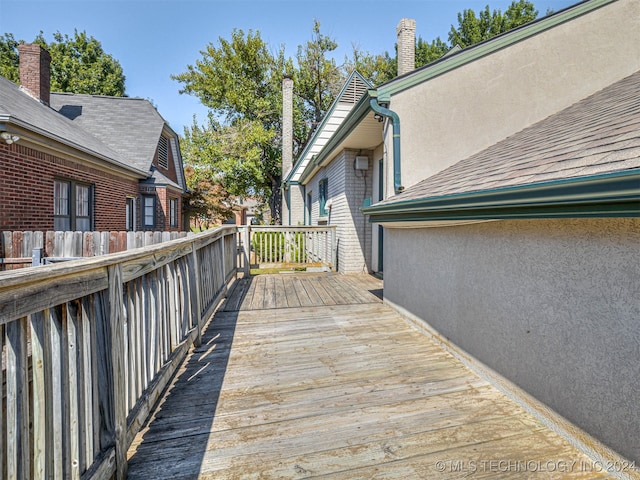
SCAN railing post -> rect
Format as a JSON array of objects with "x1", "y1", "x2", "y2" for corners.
[
  {"x1": 32, "y1": 247, "x2": 44, "y2": 266},
  {"x1": 242, "y1": 226, "x2": 251, "y2": 276},
  {"x1": 218, "y1": 235, "x2": 227, "y2": 297},
  {"x1": 331, "y1": 227, "x2": 337, "y2": 272},
  {"x1": 106, "y1": 264, "x2": 127, "y2": 479},
  {"x1": 189, "y1": 244, "x2": 203, "y2": 347}
]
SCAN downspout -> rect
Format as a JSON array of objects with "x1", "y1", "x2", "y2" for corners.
[
  {"x1": 287, "y1": 187, "x2": 291, "y2": 225},
  {"x1": 369, "y1": 93, "x2": 404, "y2": 193}
]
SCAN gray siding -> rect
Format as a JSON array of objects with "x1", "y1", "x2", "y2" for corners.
[
  {"x1": 384, "y1": 218, "x2": 640, "y2": 463},
  {"x1": 305, "y1": 149, "x2": 374, "y2": 274}
]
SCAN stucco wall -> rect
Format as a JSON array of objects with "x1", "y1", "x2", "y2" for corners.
[
  {"x1": 387, "y1": 0, "x2": 640, "y2": 191},
  {"x1": 383, "y1": 218, "x2": 640, "y2": 462}
]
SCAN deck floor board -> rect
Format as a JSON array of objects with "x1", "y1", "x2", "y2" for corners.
[{"x1": 127, "y1": 273, "x2": 607, "y2": 479}]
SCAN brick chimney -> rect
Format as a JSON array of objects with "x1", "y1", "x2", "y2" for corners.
[
  {"x1": 17, "y1": 43, "x2": 51, "y2": 105},
  {"x1": 396, "y1": 18, "x2": 416, "y2": 77},
  {"x1": 282, "y1": 76, "x2": 294, "y2": 176}
]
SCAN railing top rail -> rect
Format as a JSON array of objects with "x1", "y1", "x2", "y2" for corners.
[
  {"x1": 0, "y1": 227, "x2": 237, "y2": 287},
  {"x1": 0, "y1": 226, "x2": 238, "y2": 323},
  {"x1": 249, "y1": 225, "x2": 337, "y2": 232}
]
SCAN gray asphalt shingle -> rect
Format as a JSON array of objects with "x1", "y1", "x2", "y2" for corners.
[
  {"x1": 0, "y1": 76, "x2": 144, "y2": 175},
  {"x1": 379, "y1": 70, "x2": 640, "y2": 206},
  {"x1": 50, "y1": 93, "x2": 166, "y2": 173}
]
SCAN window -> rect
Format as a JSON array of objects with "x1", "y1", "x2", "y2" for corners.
[
  {"x1": 54, "y1": 180, "x2": 70, "y2": 230},
  {"x1": 169, "y1": 198, "x2": 178, "y2": 228},
  {"x1": 157, "y1": 136, "x2": 169, "y2": 169},
  {"x1": 126, "y1": 197, "x2": 136, "y2": 231},
  {"x1": 75, "y1": 184, "x2": 91, "y2": 231},
  {"x1": 143, "y1": 195, "x2": 156, "y2": 228},
  {"x1": 319, "y1": 178, "x2": 329, "y2": 216},
  {"x1": 307, "y1": 192, "x2": 313, "y2": 225},
  {"x1": 54, "y1": 179, "x2": 93, "y2": 231}
]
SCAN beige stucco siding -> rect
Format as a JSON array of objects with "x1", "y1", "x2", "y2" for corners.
[
  {"x1": 388, "y1": 0, "x2": 640, "y2": 191},
  {"x1": 383, "y1": 218, "x2": 640, "y2": 463}
]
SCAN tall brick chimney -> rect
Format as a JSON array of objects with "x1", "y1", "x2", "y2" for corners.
[
  {"x1": 282, "y1": 76, "x2": 293, "y2": 176},
  {"x1": 17, "y1": 43, "x2": 51, "y2": 106},
  {"x1": 396, "y1": 18, "x2": 416, "y2": 77}
]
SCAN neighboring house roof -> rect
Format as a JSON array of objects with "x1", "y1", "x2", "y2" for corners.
[
  {"x1": 50, "y1": 93, "x2": 166, "y2": 173},
  {"x1": 285, "y1": 71, "x2": 372, "y2": 185},
  {"x1": 0, "y1": 76, "x2": 147, "y2": 177},
  {"x1": 364, "y1": 70, "x2": 640, "y2": 224},
  {"x1": 141, "y1": 167, "x2": 183, "y2": 190}
]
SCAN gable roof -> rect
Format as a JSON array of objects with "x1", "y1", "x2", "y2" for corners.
[
  {"x1": 50, "y1": 93, "x2": 169, "y2": 173},
  {"x1": 0, "y1": 76, "x2": 147, "y2": 177},
  {"x1": 285, "y1": 71, "x2": 372, "y2": 185},
  {"x1": 376, "y1": 0, "x2": 620, "y2": 101},
  {"x1": 364, "y1": 70, "x2": 640, "y2": 224}
]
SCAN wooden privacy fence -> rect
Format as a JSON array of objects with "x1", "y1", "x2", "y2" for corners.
[
  {"x1": 0, "y1": 226, "x2": 238, "y2": 479},
  {"x1": 0, "y1": 231, "x2": 191, "y2": 270},
  {"x1": 242, "y1": 225, "x2": 337, "y2": 271}
]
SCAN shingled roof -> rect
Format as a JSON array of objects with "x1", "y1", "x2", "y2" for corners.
[
  {"x1": 0, "y1": 76, "x2": 146, "y2": 176},
  {"x1": 50, "y1": 93, "x2": 168, "y2": 173},
  {"x1": 365, "y1": 70, "x2": 640, "y2": 222}
]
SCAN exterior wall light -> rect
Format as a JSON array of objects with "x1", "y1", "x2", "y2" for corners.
[{"x1": 1, "y1": 132, "x2": 20, "y2": 144}]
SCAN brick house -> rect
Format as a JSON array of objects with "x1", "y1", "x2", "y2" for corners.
[{"x1": 0, "y1": 43, "x2": 188, "y2": 232}]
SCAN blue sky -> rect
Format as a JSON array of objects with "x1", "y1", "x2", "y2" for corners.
[{"x1": 1, "y1": 0, "x2": 574, "y2": 134}]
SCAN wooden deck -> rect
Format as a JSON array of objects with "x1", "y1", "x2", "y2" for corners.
[{"x1": 127, "y1": 274, "x2": 607, "y2": 479}]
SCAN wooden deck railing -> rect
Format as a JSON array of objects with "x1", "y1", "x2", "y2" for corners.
[
  {"x1": 0, "y1": 226, "x2": 238, "y2": 480},
  {"x1": 0, "y1": 230, "x2": 191, "y2": 270},
  {"x1": 242, "y1": 226, "x2": 337, "y2": 272}
]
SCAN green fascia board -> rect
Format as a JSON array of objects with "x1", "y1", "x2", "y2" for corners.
[
  {"x1": 363, "y1": 169, "x2": 640, "y2": 222},
  {"x1": 298, "y1": 93, "x2": 374, "y2": 185},
  {"x1": 284, "y1": 71, "x2": 372, "y2": 185},
  {"x1": 377, "y1": 0, "x2": 616, "y2": 101}
]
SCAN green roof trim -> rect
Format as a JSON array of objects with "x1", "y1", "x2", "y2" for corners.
[
  {"x1": 363, "y1": 169, "x2": 640, "y2": 223},
  {"x1": 297, "y1": 93, "x2": 373, "y2": 185},
  {"x1": 377, "y1": 0, "x2": 617, "y2": 101},
  {"x1": 284, "y1": 71, "x2": 372, "y2": 185}
]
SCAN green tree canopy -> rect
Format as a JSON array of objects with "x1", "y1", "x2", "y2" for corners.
[
  {"x1": 448, "y1": 0, "x2": 538, "y2": 48},
  {"x1": 174, "y1": 23, "x2": 343, "y2": 223},
  {"x1": 350, "y1": 0, "x2": 539, "y2": 85},
  {"x1": 175, "y1": 2, "x2": 540, "y2": 224},
  {"x1": 0, "y1": 30, "x2": 126, "y2": 96},
  {"x1": 173, "y1": 30, "x2": 288, "y2": 222}
]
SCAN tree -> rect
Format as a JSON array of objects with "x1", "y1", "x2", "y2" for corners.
[
  {"x1": 0, "y1": 30, "x2": 126, "y2": 96},
  {"x1": 448, "y1": 0, "x2": 538, "y2": 48},
  {"x1": 343, "y1": 45, "x2": 396, "y2": 86},
  {"x1": 183, "y1": 165, "x2": 232, "y2": 230},
  {"x1": 174, "y1": 23, "x2": 344, "y2": 224},
  {"x1": 173, "y1": 29, "x2": 287, "y2": 223},
  {"x1": 0, "y1": 33, "x2": 20, "y2": 83},
  {"x1": 294, "y1": 20, "x2": 343, "y2": 142},
  {"x1": 415, "y1": 36, "x2": 450, "y2": 67}
]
